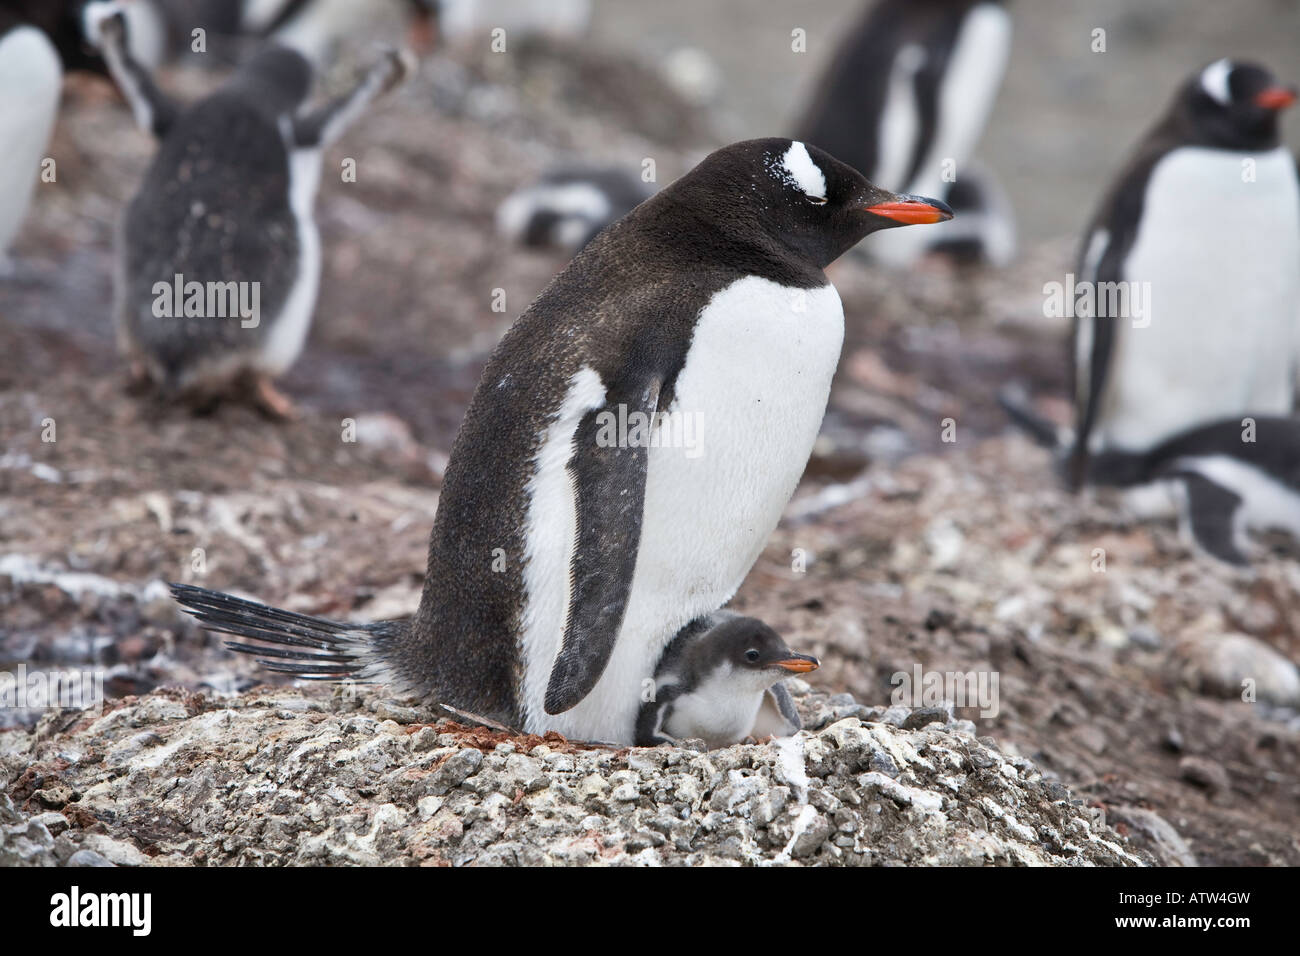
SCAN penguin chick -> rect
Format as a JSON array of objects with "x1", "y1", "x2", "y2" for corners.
[
  {"x1": 634, "y1": 612, "x2": 818, "y2": 749},
  {"x1": 87, "y1": 2, "x2": 413, "y2": 416}
]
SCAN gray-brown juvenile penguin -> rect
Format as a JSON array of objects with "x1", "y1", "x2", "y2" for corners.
[
  {"x1": 172, "y1": 137, "x2": 952, "y2": 743},
  {"x1": 635, "y1": 611, "x2": 818, "y2": 749},
  {"x1": 87, "y1": 2, "x2": 412, "y2": 415}
]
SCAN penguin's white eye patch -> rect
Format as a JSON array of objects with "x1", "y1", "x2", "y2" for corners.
[
  {"x1": 767, "y1": 141, "x2": 828, "y2": 201},
  {"x1": 1200, "y1": 58, "x2": 1234, "y2": 106}
]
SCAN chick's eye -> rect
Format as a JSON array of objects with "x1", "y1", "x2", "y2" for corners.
[{"x1": 745, "y1": 649, "x2": 760, "y2": 663}]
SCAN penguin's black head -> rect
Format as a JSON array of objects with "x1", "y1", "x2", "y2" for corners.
[
  {"x1": 667, "y1": 138, "x2": 953, "y2": 270},
  {"x1": 235, "y1": 45, "x2": 314, "y2": 112},
  {"x1": 1181, "y1": 59, "x2": 1295, "y2": 150},
  {"x1": 697, "y1": 616, "x2": 819, "y2": 680}
]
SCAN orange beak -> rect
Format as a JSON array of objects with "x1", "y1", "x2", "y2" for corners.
[
  {"x1": 775, "y1": 655, "x2": 819, "y2": 674},
  {"x1": 1255, "y1": 86, "x2": 1298, "y2": 110},
  {"x1": 865, "y1": 196, "x2": 954, "y2": 225}
]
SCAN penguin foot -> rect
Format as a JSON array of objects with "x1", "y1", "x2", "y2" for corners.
[{"x1": 251, "y1": 376, "x2": 297, "y2": 421}]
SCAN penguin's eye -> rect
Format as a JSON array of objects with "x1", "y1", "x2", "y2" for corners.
[
  {"x1": 806, "y1": 195, "x2": 828, "y2": 206},
  {"x1": 744, "y1": 649, "x2": 760, "y2": 663}
]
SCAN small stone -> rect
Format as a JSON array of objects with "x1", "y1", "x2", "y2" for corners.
[
  {"x1": 611, "y1": 783, "x2": 639, "y2": 802},
  {"x1": 790, "y1": 811, "x2": 833, "y2": 859},
  {"x1": 1179, "y1": 756, "x2": 1229, "y2": 794},
  {"x1": 423, "y1": 748, "x2": 484, "y2": 796},
  {"x1": 78, "y1": 834, "x2": 150, "y2": 867},
  {"x1": 31, "y1": 812, "x2": 69, "y2": 837},
  {"x1": 410, "y1": 727, "x2": 440, "y2": 752},
  {"x1": 626, "y1": 749, "x2": 667, "y2": 773},
  {"x1": 1127, "y1": 626, "x2": 1162, "y2": 650},
  {"x1": 879, "y1": 705, "x2": 910, "y2": 727},
  {"x1": 1074, "y1": 725, "x2": 1107, "y2": 755},
  {"x1": 867, "y1": 749, "x2": 900, "y2": 777},
  {"x1": 901, "y1": 707, "x2": 948, "y2": 731},
  {"x1": 67, "y1": 849, "x2": 116, "y2": 867}
]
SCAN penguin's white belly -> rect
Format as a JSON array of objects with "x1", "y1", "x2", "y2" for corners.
[
  {"x1": 1098, "y1": 146, "x2": 1300, "y2": 452},
  {"x1": 521, "y1": 276, "x2": 844, "y2": 740},
  {"x1": 663, "y1": 667, "x2": 768, "y2": 750},
  {"x1": 0, "y1": 27, "x2": 62, "y2": 258},
  {"x1": 257, "y1": 146, "x2": 323, "y2": 375}
]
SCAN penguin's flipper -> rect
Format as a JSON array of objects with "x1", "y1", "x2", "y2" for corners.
[
  {"x1": 1068, "y1": 227, "x2": 1119, "y2": 489},
  {"x1": 544, "y1": 371, "x2": 664, "y2": 715},
  {"x1": 768, "y1": 682, "x2": 802, "y2": 732},
  {"x1": 85, "y1": 2, "x2": 178, "y2": 137},
  {"x1": 750, "y1": 682, "x2": 802, "y2": 739},
  {"x1": 292, "y1": 47, "x2": 416, "y2": 149},
  {"x1": 1174, "y1": 472, "x2": 1249, "y2": 566}
]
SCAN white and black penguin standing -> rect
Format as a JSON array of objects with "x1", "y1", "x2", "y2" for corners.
[
  {"x1": 0, "y1": 9, "x2": 61, "y2": 269},
  {"x1": 0, "y1": 0, "x2": 166, "y2": 267},
  {"x1": 1069, "y1": 60, "x2": 1299, "y2": 488},
  {"x1": 86, "y1": 3, "x2": 412, "y2": 415},
  {"x1": 635, "y1": 611, "x2": 817, "y2": 749},
  {"x1": 171, "y1": 137, "x2": 953, "y2": 743},
  {"x1": 796, "y1": 0, "x2": 1013, "y2": 267}
]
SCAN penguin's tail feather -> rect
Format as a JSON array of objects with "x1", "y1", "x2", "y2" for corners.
[
  {"x1": 997, "y1": 383, "x2": 1073, "y2": 452},
  {"x1": 170, "y1": 583, "x2": 386, "y2": 681}
]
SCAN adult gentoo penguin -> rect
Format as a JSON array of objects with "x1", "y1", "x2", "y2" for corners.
[
  {"x1": 171, "y1": 137, "x2": 952, "y2": 743},
  {"x1": 1069, "y1": 59, "x2": 1299, "y2": 488},
  {"x1": 0, "y1": 11, "x2": 61, "y2": 267},
  {"x1": 86, "y1": 3, "x2": 412, "y2": 415},
  {"x1": 634, "y1": 612, "x2": 817, "y2": 749},
  {"x1": 796, "y1": 0, "x2": 1013, "y2": 266}
]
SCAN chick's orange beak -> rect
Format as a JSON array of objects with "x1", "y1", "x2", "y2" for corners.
[{"x1": 776, "y1": 655, "x2": 820, "y2": 674}]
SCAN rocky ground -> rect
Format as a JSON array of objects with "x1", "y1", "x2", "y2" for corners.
[
  {"x1": 1, "y1": 686, "x2": 1157, "y2": 866},
  {"x1": 2, "y1": 22, "x2": 1299, "y2": 866}
]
